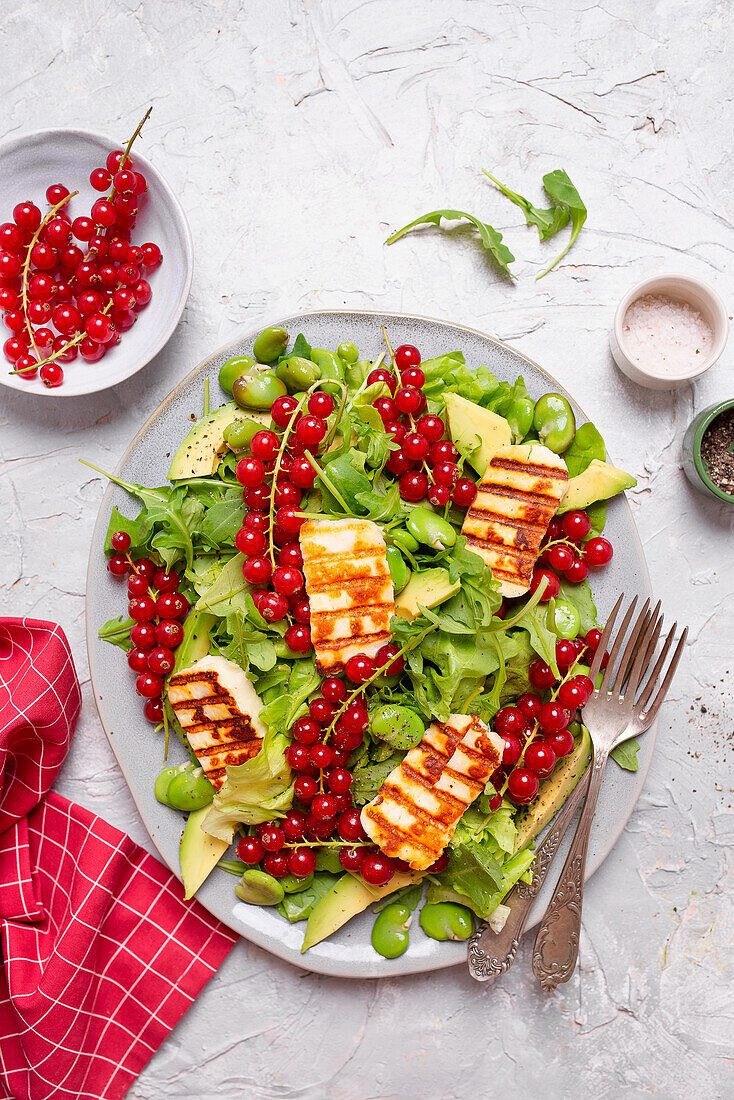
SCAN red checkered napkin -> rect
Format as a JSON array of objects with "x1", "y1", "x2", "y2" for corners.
[{"x1": 0, "y1": 619, "x2": 238, "y2": 1100}]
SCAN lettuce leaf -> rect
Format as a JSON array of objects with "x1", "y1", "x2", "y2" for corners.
[{"x1": 203, "y1": 728, "x2": 294, "y2": 840}]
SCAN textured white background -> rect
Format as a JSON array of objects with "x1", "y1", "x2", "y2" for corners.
[{"x1": 1, "y1": 1, "x2": 733, "y2": 1097}]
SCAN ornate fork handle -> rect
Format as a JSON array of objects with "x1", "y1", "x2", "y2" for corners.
[
  {"x1": 531, "y1": 747, "x2": 609, "y2": 990},
  {"x1": 467, "y1": 768, "x2": 590, "y2": 982}
]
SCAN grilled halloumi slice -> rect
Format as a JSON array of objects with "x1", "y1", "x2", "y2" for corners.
[
  {"x1": 462, "y1": 444, "x2": 568, "y2": 598},
  {"x1": 361, "y1": 714, "x2": 504, "y2": 870},
  {"x1": 167, "y1": 656, "x2": 267, "y2": 790},
  {"x1": 299, "y1": 517, "x2": 394, "y2": 674}
]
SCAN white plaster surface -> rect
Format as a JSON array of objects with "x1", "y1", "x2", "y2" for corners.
[{"x1": 1, "y1": 1, "x2": 732, "y2": 1097}]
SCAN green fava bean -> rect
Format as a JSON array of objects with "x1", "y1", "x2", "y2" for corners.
[
  {"x1": 310, "y1": 348, "x2": 344, "y2": 379},
  {"x1": 224, "y1": 416, "x2": 265, "y2": 451},
  {"x1": 280, "y1": 872, "x2": 314, "y2": 894},
  {"x1": 553, "y1": 598, "x2": 581, "y2": 639},
  {"x1": 388, "y1": 526, "x2": 419, "y2": 554},
  {"x1": 337, "y1": 341, "x2": 359, "y2": 364},
  {"x1": 232, "y1": 367, "x2": 287, "y2": 411},
  {"x1": 154, "y1": 762, "x2": 188, "y2": 805},
  {"x1": 166, "y1": 767, "x2": 214, "y2": 811},
  {"x1": 235, "y1": 869, "x2": 285, "y2": 906},
  {"x1": 506, "y1": 395, "x2": 535, "y2": 441},
  {"x1": 275, "y1": 356, "x2": 321, "y2": 392},
  {"x1": 372, "y1": 902, "x2": 412, "y2": 959},
  {"x1": 253, "y1": 326, "x2": 289, "y2": 364},
  {"x1": 419, "y1": 902, "x2": 474, "y2": 942},
  {"x1": 533, "y1": 393, "x2": 576, "y2": 453},
  {"x1": 371, "y1": 704, "x2": 424, "y2": 750},
  {"x1": 406, "y1": 507, "x2": 456, "y2": 551},
  {"x1": 385, "y1": 545, "x2": 410, "y2": 593},
  {"x1": 219, "y1": 355, "x2": 256, "y2": 395}
]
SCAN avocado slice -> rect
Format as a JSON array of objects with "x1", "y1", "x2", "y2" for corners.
[
  {"x1": 179, "y1": 806, "x2": 232, "y2": 900},
  {"x1": 173, "y1": 609, "x2": 216, "y2": 672},
  {"x1": 444, "y1": 392, "x2": 512, "y2": 476},
  {"x1": 513, "y1": 725, "x2": 592, "y2": 852},
  {"x1": 167, "y1": 402, "x2": 269, "y2": 480},
  {"x1": 302, "y1": 871, "x2": 422, "y2": 951},
  {"x1": 395, "y1": 568, "x2": 461, "y2": 621},
  {"x1": 558, "y1": 459, "x2": 636, "y2": 514}
]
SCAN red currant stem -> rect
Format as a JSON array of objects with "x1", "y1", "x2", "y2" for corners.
[
  {"x1": 488, "y1": 575, "x2": 549, "y2": 633},
  {"x1": 268, "y1": 382, "x2": 325, "y2": 566},
  {"x1": 302, "y1": 450, "x2": 352, "y2": 515},
  {"x1": 9, "y1": 296, "x2": 113, "y2": 376},
  {"x1": 86, "y1": 106, "x2": 152, "y2": 245},
  {"x1": 323, "y1": 622, "x2": 439, "y2": 742},
  {"x1": 19, "y1": 189, "x2": 79, "y2": 358}
]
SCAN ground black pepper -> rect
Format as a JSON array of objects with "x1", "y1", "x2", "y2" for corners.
[{"x1": 701, "y1": 408, "x2": 734, "y2": 495}]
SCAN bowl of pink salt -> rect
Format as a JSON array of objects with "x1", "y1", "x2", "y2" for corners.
[{"x1": 611, "y1": 273, "x2": 728, "y2": 390}]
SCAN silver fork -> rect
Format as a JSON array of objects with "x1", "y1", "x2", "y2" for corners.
[
  {"x1": 531, "y1": 594, "x2": 687, "y2": 991},
  {"x1": 467, "y1": 605, "x2": 663, "y2": 984}
]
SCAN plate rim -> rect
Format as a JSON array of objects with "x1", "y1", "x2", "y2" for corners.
[
  {"x1": 0, "y1": 125, "x2": 194, "y2": 398},
  {"x1": 86, "y1": 308, "x2": 655, "y2": 976}
]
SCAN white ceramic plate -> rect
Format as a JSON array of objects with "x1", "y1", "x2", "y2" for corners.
[
  {"x1": 0, "y1": 127, "x2": 193, "y2": 397},
  {"x1": 86, "y1": 310, "x2": 654, "y2": 978}
]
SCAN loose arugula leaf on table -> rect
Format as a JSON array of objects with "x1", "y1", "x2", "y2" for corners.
[
  {"x1": 483, "y1": 170, "x2": 570, "y2": 240},
  {"x1": 98, "y1": 615, "x2": 134, "y2": 651},
  {"x1": 610, "y1": 737, "x2": 640, "y2": 772},
  {"x1": 538, "y1": 169, "x2": 587, "y2": 277},
  {"x1": 386, "y1": 209, "x2": 515, "y2": 278}
]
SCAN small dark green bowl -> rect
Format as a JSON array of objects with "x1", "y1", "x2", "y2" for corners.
[{"x1": 682, "y1": 397, "x2": 734, "y2": 504}]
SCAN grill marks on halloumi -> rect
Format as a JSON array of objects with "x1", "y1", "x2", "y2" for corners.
[
  {"x1": 462, "y1": 444, "x2": 568, "y2": 598},
  {"x1": 299, "y1": 518, "x2": 395, "y2": 673},
  {"x1": 167, "y1": 656, "x2": 267, "y2": 790},
  {"x1": 361, "y1": 714, "x2": 504, "y2": 870}
]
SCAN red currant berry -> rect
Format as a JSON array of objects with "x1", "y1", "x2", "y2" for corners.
[
  {"x1": 91, "y1": 198, "x2": 117, "y2": 227},
  {"x1": 13, "y1": 201, "x2": 41, "y2": 231},
  {"x1": 546, "y1": 729, "x2": 575, "y2": 758},
  {"x1": 30, "y1": 242, "x2": 57, "y2": 271},
  {"x1": 237, "y1": 836, "x2": 265, "y2": 864},
  {"x1": 385, "y1": 450, "x2": 411, "y2": 477},
  {"x1": 308, "y1": 390, "x2": 335, "y2": 418},
  {"x1": 517, "y1": 693, "x2": 543, "y2": 722},
  {"x1": 538, "y1": 702, "x2": 569, "y2": 734},
  {"x1": 235, "y1": 456, "x2": 266, "y2": 487},
  {"x1": 136, "y1": 671, "x2": 164, "y2": 699},
  {"x1": 556, "y1": 639, "x2": 578, "y2": 670},
  {"x1": 525, "y1": 741, "x2": 557, "y2": 778},
  {"x1": 339, "y1": 846, "x2": 365, "y2": 872},
  {"x1": 272, "y1": 566, "x2": 304, "y2": 596},
  {"x1": 375, "y1": 643, "x2": 405, "y2": 675},
  {"x1": 562, "y1": 511, "x2": 591, "y2": 540},
  {"x1": 287, "y1": 847, "x2": 317, "y2": 877},
  {"x1": 90, "y1": 167, "x2": 112, "y2": 191},
  {"x1": 336, "y1": 809, "x2": 365, "y2": 840},
  {"x1": 291, "y1": 597, "x2": 311, "y2": 624},
  {"x1": 293, "y1": 775, "x2": 318, "y2": 802},
  {"x1": 270, "y1": 395, "x2": 298, "y2": 427},
  {"x1": 275, "y1": 507, "x2": 305, "y2": 535},
  {"x1": 286, "y1": 743, "x2": 311, "y2": 771},
  {"x1": 326, "y1": 768, "x2": 352, "y2": 794},
  {"x1": 155, "y1": 620, "x2": 184, "y2": 648},
  {"x1": 564, "y1": 558, "x2": 589, "y2": 584},
  {"x1": 128, "y1": 596, "x2": 156, "y2": 622},
  {"x1": 107, "y1": 553, "x2": 128, "y2": 577},
  {"x1": 241, "y1": 556, "x2": 271, "y2": 585},
  {"x1": 310, "y1": 743, "x2": 333, "y2": 770},
  {"x1": 284, "y1": 624, "x2": 312, "y2": 654},
  {"x1": 402, "y1": 432, "x2": 429, "y2": 461},
  {"x1": 322, "y1": 676, "x2": 346, "y2": 703},
  {"x1": 452, "y1": 478, "x2": 477, "y2": 507},
  {"x1": 394, "y1": 386, "x2": 421, "y2": 415},
  {"x1": 155, "y1": 592, "x2": 189, "y2": 620},
  {"x1": 140, "y1": 242, "x2": 162, "y2": 268},
  {"x1": 311, "y1": 793, "x2": 337, "y2": 820},
  {"x1": 494, "y1": 706, "x2": 527, "y2": 736},
  {"x1": 295, "y1": 414, "x2": 326, "y2": 446},
  {"x1": 131, "y1": 623, "x2": 156, "y2": 650},
  {"x1": 293, "y1": 716, "x2": 321, "y2": 744},
  {"x1": 373, "y1": 396, "x2": 397, "y2": 423},
  {"x1": 400, "y1": 366, "x2": 425, "y2": 389},
  {"x1": 547, "y1": 544, "x2": 575, "y2": 571},
  {"x1": 507, "y1": 766, "x2": 539, "y2": 805},
  {"x1": 394, "y1": 344, "x2": 421, "y2": 369},
  {"x1": 367, "y1": 366, "x2": 396, "y2": 391},
  {"x1": 345, "y1": 654, "x2": 376, "y2": 684},
  {"x1": 143, "y1": 697, "x2": 163, "y2": 723},
  {"x1": 273, "y1": 481, "x2": 302, "y2": 507},
  {"x1": 399, "y1": 470, "x2": 429, "y2": 502},
  {"x1": 428, "y1": 483, "x2": 451, "y2": 506},
  {"x1": 432, "y1": 460, "x2": 459, "y2": 487},
  {"x1": 361, "y1": 853, "x2": 394, "y2": 886},
  {"x1": 281, "y1": 811, "x2": 307, "y2": 841},
  {"x1": 277, "y1": 543, "x2": 303, "y2": 570},
  {"x1": 584, "y1": 536, "x2": 613, "y2": 568},
  {"x1": 308, "y1": 697, "x2": 334, "y2": 725},
  {"x1": 259, "y1": 825, "x2": 285, "y2": 852},
  {"x1": 415, "y1": 414, "x2": 444, "y2": 442},
  {"x1": 429, "y1": 439, "x2": 458, "y2": 464},
  {"x1": 530, "y1": 568, "x2": 560, "y2": 601},
  {"x1": 529, "y1": 659, "x2": 557, "y2": 690},
  {"x1": 342, "y1": 700, "x2": 369, "y2": 734},
  {"x1": 585, "y1": 628, "x2": 603, "y2": 650},
  {"x1": 147, "y1": 648, "x2": 175, "y2": 676},
  {"x1": 262, "y1": 852, "x2": 289, "y2": 878},
  {"x1": 500, "y1": 731, "x2": 523, "y2": 767},
  {"x1": 0, "y1": 223, "x2": 22, "y2": 250}
]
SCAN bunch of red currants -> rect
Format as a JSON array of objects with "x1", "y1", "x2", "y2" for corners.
[
  {"x1": 2, "y1": 111, "x2": 161, "y2": 388},
  {"x1": 530, "y1": 509, "x2": 614, "y2": 598},
  {"x1": 369, "y1": 344, "x2": 478, "y2": 509},
  {"x1": 106, "y1": 531, "x2": 189, "y2": 723}
]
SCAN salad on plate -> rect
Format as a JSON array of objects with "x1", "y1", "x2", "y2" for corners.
[{"x1": 94, "y1": 324, "x2": 638, "y2": 959}]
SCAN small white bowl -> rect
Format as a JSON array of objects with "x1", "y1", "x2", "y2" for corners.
[
  {"x1": 0, "y1": 127, "x2": 193, "y2": 397},
  {"x1": 610, "y1": 272, "x2": 728, "y2": 390}
]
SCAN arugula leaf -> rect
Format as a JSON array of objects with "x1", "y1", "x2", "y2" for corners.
[
  {"x1": 278, "y1": 873, "x2": 338, "y2": 923},
  {"x1": 98, "y1": 615, "x2": 134, "y2": 651},
  {"x1": 585, "y1": 499, "x2": 607, "y2": 536},
  {"x1": 199, "y1": 488, "x2": 246, "y2": 548},
  {"x1": 352, "y1": 753, "x2": 404, "y2": 805},
  {"x1": 562, "y1": 421, "x2": 606, "y2": 478},
  {"x1": 517, "y1": 603, "x2": 560, "y2": 676},
  {"x1": 537, "y1": 169, "x2": 587, "y2": 278},
  {"x1": 386, "y1": 209, "x2": 515, "y2": 278},
  {"x1": 440, "y1": 838, "x2": 504, "y2": 918},
  {"x1": 290, "y1": 333, "x2": 311, "y2": 360},
  {"x1": 103, "y1": 507, "x2": 142, "y2": 555},
  {"x1": 373, "y1": 881, "x2": 423, "y2": 914},
  {"x1": 315, "y1": 452, "x2": 372, "y2": 516},
  {"x1": 611, "y1": 737, "x2": 640, "y2": 772},
  {"x1": 195, "y1": 554, "x2": 250, "y2": 615},
  {"x1": 483, "y1": 170, "x2": 570, "y2": 240},
  {"x1": 258, "y1": 658, "x2": 321, "y2": 732}
]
